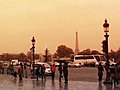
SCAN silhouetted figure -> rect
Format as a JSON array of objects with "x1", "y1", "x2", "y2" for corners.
[
  {"x1": 98, "y1": 63, "x2": 104, "y2": 82},
  {"x1": 24, "y1": 63, "x2": 28, "y2": 78},
  {"x1": 63, "y1": 62, "x2": 68, "y2": 84},
  {"x1": 18, "y1": 66, "x2": 23, "y2": 80},
  {"x1": 110, "y1": 64, "x2": 119, "y2": 85},
  {"x1": 41, "y1": 64, "x2": 46, "y2": 81},
  {"x1": 36, "y1": 65, "x2": 40, "y2": 81},
  {"x1": 13, "y1": 71, "x2": 17, "y2": 80},
  {"x1": 20, "y1": 62, "x2": 24, "y2": 77},
  {"x1": 58, "y1": 62, "x2": 63, "y2": 82},
  {"x1": 51, "y1": 64, "x2": 56, "y2": 81},
  {"x1": 1, "y1": 64, "x2": 4, "y2": 74},
  {"x1": 7, "y1": 63, "x2": 14, "y2": 75}
]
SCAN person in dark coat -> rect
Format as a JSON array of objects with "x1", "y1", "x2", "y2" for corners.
[
  {"x1": 98, "y1": 62, "x2": 104, "y2": 82},
  {"x1": 36, "y1": 65, "x2": 40, "y2": 81},
  {"x1": 18, "y1": 66, "x2": 23, "y2": 80},
  {"x1": 110, "y1": 64, "x2": 119, "y2": 85},
  {"x1": 20, "y1": 62, "x2": 24, "y2": 77},
  {"x1": 58, "y1": 62, "x2": 63, "y2": 82},
  {"x1": 41, "y1": 64, "x2": 46, "y2": 81},
  {"x1": 24, "y1": 62, "x2": 28, "y2": 78},
  {"x1": 63, "y1": 62, "x2": 68, "y2": 84}
]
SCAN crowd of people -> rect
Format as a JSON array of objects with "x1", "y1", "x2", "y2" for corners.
[
  {"x1": 97, "y1": 62, "x2": 120, "y2": 86},
  {"x1": 1, "y1": 60, "x2": 120, "y2": 86},
  {"x1": 35, "y1": 62, "x2": 68, "y2": 84},
  {"x1": 0, "y1": 61, "x2": 69, "y2": 84}
]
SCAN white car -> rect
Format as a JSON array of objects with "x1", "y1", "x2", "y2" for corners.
[
  {"x1": 34, "y1": 62, "x2": 52, "y2": 75},
  {"x1": 68, "y1": 62, "x2": 81, "y2": 68},
  {"x1": 96, "y1": 60, "x2": 116, "y2": 67}
]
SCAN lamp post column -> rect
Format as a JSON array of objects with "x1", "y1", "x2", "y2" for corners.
[
  {"x1": 31, "y1": 37, "x2": 35, "y2": 75},
  {"x1": 104, "y1": 32, "x2": 110, "y2": 83},
  {"x1": 103, "y1": 19, "x2": 111, "y2": 84}
]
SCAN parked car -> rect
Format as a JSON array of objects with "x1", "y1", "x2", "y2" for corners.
[
  {"x1": 68, "y1": 62, "x2": 81, "y2": 68},
  {"x1": 96, "y1": 60, "x2": 116, "y2": 67},
  {"x1": 34, "y1": 62, "x2": 52, "y2": 76},
  {"x1": 3, "y1": 61, "x2": 9, "y2": 67}
]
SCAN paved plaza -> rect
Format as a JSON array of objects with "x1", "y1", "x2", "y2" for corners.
[{"x1": 0, "y1": 74, "x2": 120, "y2": 90}]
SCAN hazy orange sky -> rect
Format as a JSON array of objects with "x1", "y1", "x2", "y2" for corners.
[{"x1": 0, "y1": 0, "x2": 120, "y2": 54}]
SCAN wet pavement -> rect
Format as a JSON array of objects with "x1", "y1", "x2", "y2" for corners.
[{"x1": 0, "y1": 74, "x2": 120, "y2": 90}]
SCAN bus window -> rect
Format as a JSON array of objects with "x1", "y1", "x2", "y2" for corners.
[
  {"x1": 75, "y1": 55, "x2": 94, "y2": 60},
  {"x1": 94, "y1": 56, "x2": 100, "y2": 62}
]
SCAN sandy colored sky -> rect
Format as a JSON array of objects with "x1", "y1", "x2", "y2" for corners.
[{"x1": 0, "y1": 0, "x2": 120, "y2": 54}]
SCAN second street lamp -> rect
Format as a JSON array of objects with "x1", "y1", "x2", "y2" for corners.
[{"x1": 31, "y1": 36, "x2": 35, "y2": 75}]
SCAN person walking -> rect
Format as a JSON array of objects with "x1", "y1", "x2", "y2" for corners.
[
  {"x1": 111, "y1": 64, "x2": 119, "y2": 85},
  {"x1": 63, "y1": 62, "x2": 68, "y2": 84},
  {"x1": 24, "y1": 63, "x2": 28, "y2": 78},
  {"x1": 18, "y1": 65, "x2": 23, "y2": 80},
  {"x1": 41, "y1": 64, "x2": 46, "y2": 81},
  {"x1": 20, "y1": 62, "x2": 24, "y2": 77},
  {"x1": 58, "y1": 62, "x2": 63, "y2": 82},
  {"x1": 13, "y1": 71, "x2": 17, "y2": 80},
  {"x1": 98, "y1": 62, "x2": 104, "y2": 82},
  {"x1": 36, "y1": 65, "x2": 40, "y2": 81},
  {"x1": 51, "y1": 64, "x2": 56, "y2": 81}
]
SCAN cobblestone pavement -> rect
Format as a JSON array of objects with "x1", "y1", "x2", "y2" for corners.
[{"x1": 0, "y1": 74, "x2": 120, "y2": 90}]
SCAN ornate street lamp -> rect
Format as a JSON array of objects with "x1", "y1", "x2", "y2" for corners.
[
  {"x1": 103, "y1": 19, "x2": 109, "y2": 32},
  {"x1": 31, "y1": 37, "x2": 35, "y2": 75},
  {"x1": 103, "y1": 19, "x2": 111, "y2": 84}
]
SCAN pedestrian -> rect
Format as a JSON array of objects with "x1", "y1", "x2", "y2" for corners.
[
  {"x1": 51, "y1": 63, "x2": 56, "y2": 81},
  {"x1": 24, "y1": 62, "x2": 28, "y2": 78},
  {"x1": 8, "y1": 63, "x2": 14, "y2": 75},
  {"x1": 98, "y1": 62, "x2": 104, "y2": 82},
  {"x1": 58, "y1": 62, "x2": 63, "y2": 82},
  {"x1": 36, "y1": 65, "x2": 40, "y2": 81},
  {"x1": 63, "y1": 62, "x2": 68, "y2": 84},
  {"x1": 110, "y1": 64, "x2": 119, "y2": 85},
  {"x1": 1, "y1": 63, "x2": 4, "y2": 74},
  {"x1": 20, "y1": 62, "x2": 24, "y2": 77},
  {"x1": 18, "y1": 65, "x2": 23, "y2": 80},
  {"x1": 13, "y1": 71, "x2": 17, "y2": 80},
  {"x1": 41, "y1": 64, "x2": 46, "y2": 81}
]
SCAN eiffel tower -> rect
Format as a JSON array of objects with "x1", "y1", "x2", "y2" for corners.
[{"x1": 75, "y1": 31, "x2": 79, "y2": 54}]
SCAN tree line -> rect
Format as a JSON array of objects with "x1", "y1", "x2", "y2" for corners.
[{"x1": 0, "y1": 45, "x2": 120, "y2": 63}]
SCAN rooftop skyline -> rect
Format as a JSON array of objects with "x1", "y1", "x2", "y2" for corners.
[{"x1": 0, "y1": 0, "x2": 120, "y2": 54}]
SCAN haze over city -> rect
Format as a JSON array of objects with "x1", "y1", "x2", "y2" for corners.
[{"x1": 0, "y1": 0, "x2": 120, "y2": 54}]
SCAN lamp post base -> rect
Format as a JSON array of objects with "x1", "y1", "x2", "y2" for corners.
[{"x1": 103, "y1": 71, "x2": 112, "y2": 84}]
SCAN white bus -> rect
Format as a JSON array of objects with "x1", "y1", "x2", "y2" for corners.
[{"x1": 74, "y1": 55, "x2": 104, "y2": 66}]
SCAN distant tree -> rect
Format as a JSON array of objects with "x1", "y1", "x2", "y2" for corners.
[
  {"x1": 2, "y1": 53, "x2": 11, "y2": 61},
  {"x1": 112, "y1": 48, "x2": 120, "y2": 62},
  {"x1": 26, "y1": 51, "x2": 39, "y2": 61},
  {"x1": 78, "y1": 48, "x2": 91, "y2": 55},
  {"x1": 26, "y1": 51, "x2": 32, "y2": 60},
  {"x1": 91, "y1": 50, "x2": 102, "y2": 55},
  {"x1": 18, "y1": 53, "x2": 27, "y2": 62},
  {"x1": 53, "y1": 53, "x2": 58, "y2": 58},
  {"x1": 109, "y1": 49, "x2": 116, "y2": 59},
  {"x1": 56, "y1": 45, "x2": 74, "y2": 58},
  {"x1": 78, "y1": 49, "x2": 102, "y2": 55},
  {"x1": 35, "y1": 54, "x2": 39, "y2": 60}
]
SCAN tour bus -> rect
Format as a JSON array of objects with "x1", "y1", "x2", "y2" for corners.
[{"x1": 73, "y1": 55, "x2": 104, "y2": 66}]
